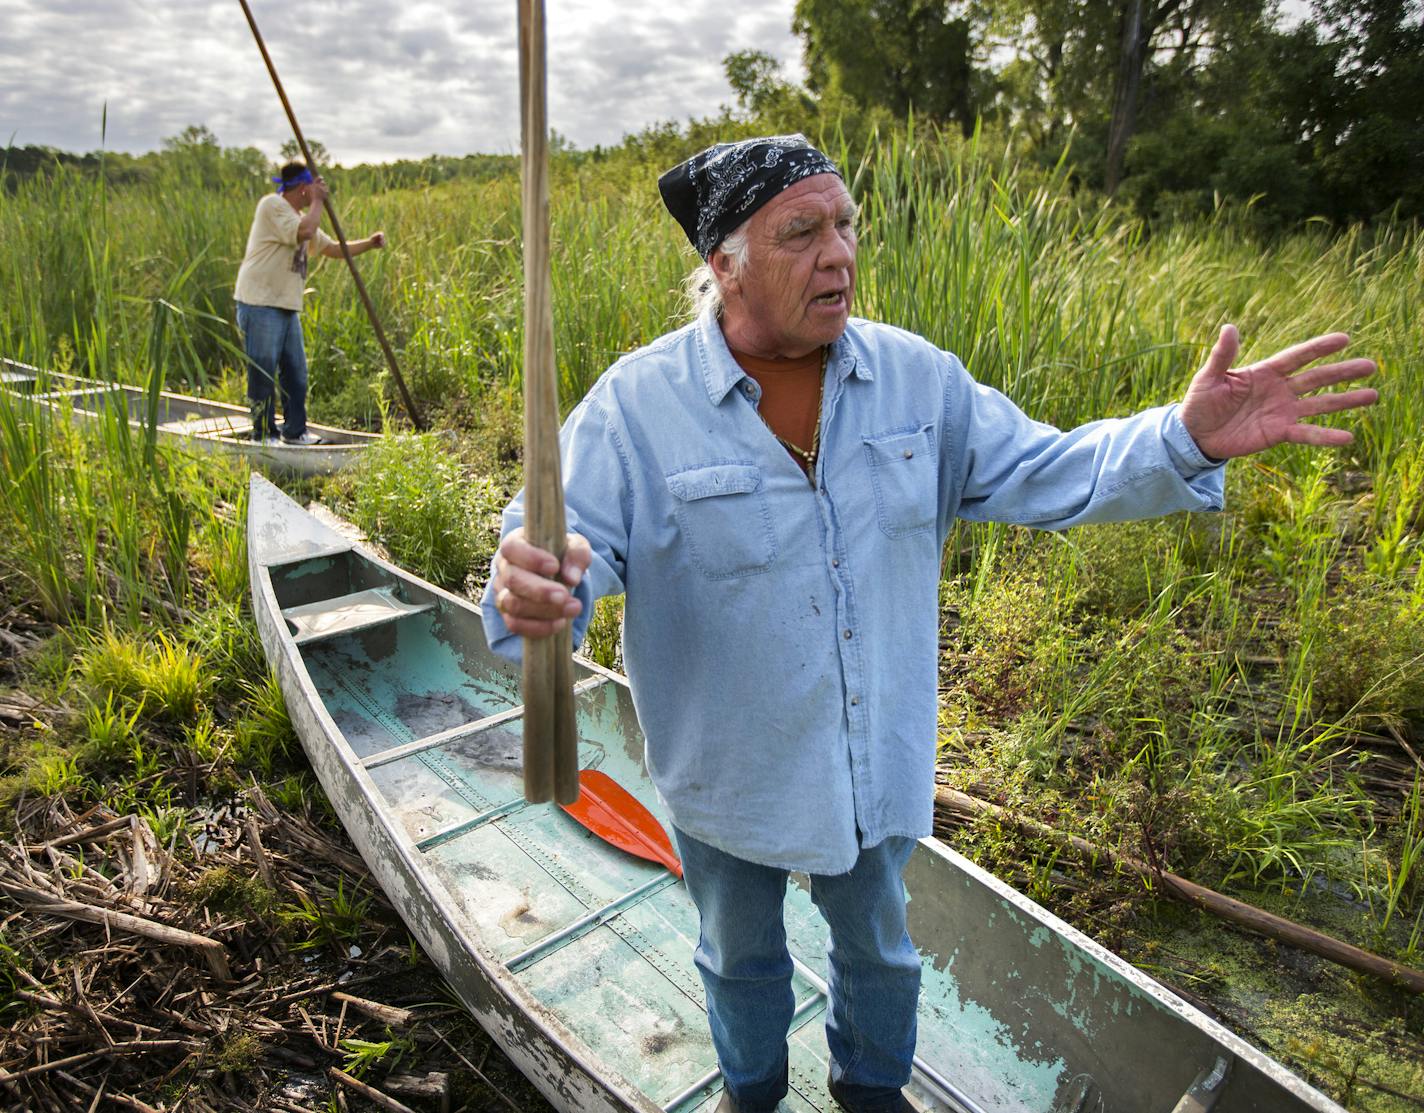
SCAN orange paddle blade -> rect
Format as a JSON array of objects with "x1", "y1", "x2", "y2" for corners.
[{"x1": 560, "y1": 769, "x2": 683, "y2": 878}]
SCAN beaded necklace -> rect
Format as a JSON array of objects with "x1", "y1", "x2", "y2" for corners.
[{"x1": 759, "y1": 345, "x2": 826, "y2": 484}]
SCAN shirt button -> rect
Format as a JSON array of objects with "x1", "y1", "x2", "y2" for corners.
[
  {"x1": 903, "y1": 448, "x2": 914, "y2": 459},
  {"x1": 843, "y1": 629, "x2": 853, "y2": 639},
  {"x1": 831, "y1": 558, "x2": 840, "y2": 568},
  {"x1": 743, "y1": 383, "x2": 754, "y2": 395},
  {"x1": 850, "y1": 696, "x2": 860, "y2": 706}
]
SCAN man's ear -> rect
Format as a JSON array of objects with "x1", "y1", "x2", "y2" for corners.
[{"x1": 709, "y1": 248, "x2": 739, "y2": 295}]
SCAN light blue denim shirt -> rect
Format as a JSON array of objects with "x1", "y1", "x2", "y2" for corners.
[{"x1": 481, "y1": 310, "x2": 1224, "y2": 874}]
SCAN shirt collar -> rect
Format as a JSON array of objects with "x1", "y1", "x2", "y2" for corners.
[{"x1": 696, "y1": 308, "x2": 869, "y2": 403}]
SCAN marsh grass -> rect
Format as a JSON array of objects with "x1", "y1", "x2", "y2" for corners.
[
  {"x1": 1370, "y1": 776, "x2": 1424, "y2": 962},
  {"x1": 79, "y1": 630, "x2": 209, "y2": 722},
  {"x1": 230, "y1": 673, "x2": 297, "y2": 778},
  {"x1": 280, "y1": 876, "x2": 374, "y2": 953},
  {"x1": 0, "y1": 123, "x2": 1420, "y2": 1098},
  {"x1": 340, "y1": 431, "x2": 506, "y2": 590}
]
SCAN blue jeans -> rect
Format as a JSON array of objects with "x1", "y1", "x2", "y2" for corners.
[
  {"x1": 674, "y1": 828, "x2": 920, "y2": 1112},
  {"x1": 236, "y1": 301, "x2": 308, "y2": 440}
]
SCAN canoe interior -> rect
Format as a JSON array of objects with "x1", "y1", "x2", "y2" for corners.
[
  {"x1": 0, "y1": 359, "x2": 376, "y2": 446},
  {"x1": 262, "y1": 534, "x2": 1342, "y2": 1113}
]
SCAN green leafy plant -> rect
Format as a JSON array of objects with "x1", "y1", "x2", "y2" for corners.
[
  {"x1": 280, "y1": 877, "x2": 373, "y2": 953},
  {"x1": 348, "y1": 433, "x2": 504, "y2": 589},
  {"x1": 339, "y1": 1034, "x2": 414, "y2": 1079}
]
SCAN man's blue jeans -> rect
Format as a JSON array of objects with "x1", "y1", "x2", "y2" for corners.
[
  {"x1": 673, "y1": 828, "x2": 921, "y2": 1112},
  {"x1": 236, "y1": 302, "x2": 309, "y2": 440}
]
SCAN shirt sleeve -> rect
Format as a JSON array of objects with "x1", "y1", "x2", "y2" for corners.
[
  {"x1": 310, "y1": 227, "x2": 336, "y2": 258},
  {"x1": 480, "y1": 394, "x2": 632, "y2": 662},
  {"x1": 941, "y1": 353, "x2": 1226, "y2": 530},
  {"x1": 265, "y1": 195, "x2": 302, "y2": 246}
]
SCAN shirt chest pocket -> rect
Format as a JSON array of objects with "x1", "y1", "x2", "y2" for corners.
[
  {"x1": 666, "y1": 462, "x2": 778, "y2": 580},
  {"x1": 863, "y1": 426, "x2": 937, "y2": 538}
]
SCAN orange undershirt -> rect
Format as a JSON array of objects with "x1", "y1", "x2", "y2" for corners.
[{"x1": 729, "y1": 346, "x2": 824, "y2": 468}]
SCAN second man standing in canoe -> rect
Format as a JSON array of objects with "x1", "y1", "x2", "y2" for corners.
[
  {"x1": 481, "y1": 136, "x2": 1377, "y2": 1113},
  {"x1": 233, "y1": 160, "x2": 385, "y2": 445}
]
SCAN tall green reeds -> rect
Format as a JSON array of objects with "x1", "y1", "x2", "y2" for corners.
[{"x1": 1, "y1": 123, "x2": 1419, "y2": 941}]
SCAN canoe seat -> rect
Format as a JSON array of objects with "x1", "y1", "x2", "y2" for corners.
[
  {"x1": 159, "y1": 414, "x2": 251, "y2": 437},
  {"x1": 282, "y1": 587, "x2": 434, "y2": 646}
]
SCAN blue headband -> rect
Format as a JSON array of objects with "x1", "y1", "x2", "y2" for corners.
[{"x1": 272, "y1": 168, "x2": 314, "y2": 192}]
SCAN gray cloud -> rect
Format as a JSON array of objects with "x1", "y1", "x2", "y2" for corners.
[{"x1": 0, "y1": 0, "x2": 802, "y2": 163}]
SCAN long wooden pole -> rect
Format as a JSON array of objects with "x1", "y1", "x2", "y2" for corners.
[
  {"x1": 518, "y1": 0, "x2": 579, "y2": 805},
  {"x1": 235, "y1": 0, "x2": 426, "y2": 432}
]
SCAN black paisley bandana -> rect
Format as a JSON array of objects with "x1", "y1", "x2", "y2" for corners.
[{"x1": 658, "y1": 135, "x2": 842, "y2": 258}]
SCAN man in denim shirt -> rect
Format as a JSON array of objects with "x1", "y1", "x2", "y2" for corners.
[{"x1": 481, "y1": 136, "x2": 1376, "y2": 1113}]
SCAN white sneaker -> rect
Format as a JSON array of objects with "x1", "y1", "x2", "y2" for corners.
[{"x1": 281, "y1": 430, "x2": 323, "y2": 445}]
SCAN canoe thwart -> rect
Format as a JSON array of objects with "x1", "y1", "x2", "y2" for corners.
[
  {"x1": 31, "y1": 386, "x2": 121, "y2": 405},
  {"x1": 281, "y1": 586, "x2": 434, "y2": 646},
  {"x1": 505, "y1": 871, "x2": 681, "y2": 974},
  {"x1": 361, "y1": 674, "x2": 611, "y2": 771}
]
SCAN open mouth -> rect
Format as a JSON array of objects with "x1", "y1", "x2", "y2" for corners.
[{"x1": 812, "y1": 291, "x2": 844, "y2": 306}]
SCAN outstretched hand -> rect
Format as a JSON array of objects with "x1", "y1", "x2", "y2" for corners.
[{"x1": 1180, "y1": 325, "x2": 1378, "y2": 461}]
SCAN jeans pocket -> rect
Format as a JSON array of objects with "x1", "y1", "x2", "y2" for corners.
[
  {"x1": 862, "y1": 426, "x2": 937, "y2": 539},
  {"x1": 667, "y1": 462, "x2": 778, "y2": 580}
]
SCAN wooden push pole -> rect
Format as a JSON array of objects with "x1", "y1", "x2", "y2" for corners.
[
  {"x1": 235, "y1": 0, "x2": 426, "y2": 432},
  {"x1": 518, "y1": 0, "x2": 580, "y2": 805}
]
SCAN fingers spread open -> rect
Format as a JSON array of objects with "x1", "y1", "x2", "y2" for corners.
[
  {"x1": 1258, "y1": 332, "x2": 1352, "y2": 376},
  {"x1": 1287, "y1": 358, "x2": 1377, "y2": 395},
  {"x1": 1282, "y1": 422, "x2": 1355, "y2": 448},
  {"x1": 1295, "y1": 387, "x2": 1380, "y2": 418},
  {"x1": 1199, "y1": 323, "x2": 1241, "y2": 381}
]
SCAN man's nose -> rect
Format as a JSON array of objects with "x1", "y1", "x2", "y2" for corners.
[{"x1": 818, "y1": 228, "x2": 854, "y2": 268}]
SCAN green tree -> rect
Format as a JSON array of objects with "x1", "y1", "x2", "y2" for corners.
[
  {"x1": 981, "y1": 0, "x2": 1269, "y2": 191},
  {"x1": 279, "y1": 136, "x2": 332, "y2": 169},
  {"x1": 725, "y1": 50, "x2": 787, "y2": 115},
  {"x1": 1308, "y1": 0, "x2": 1424, "y2": 220},
  {"x1": 792, "y1": 0, "x2": 984, "y2": 134},
  {"x1": 1114, "y1": 1, "x2": 1424, "y2": 224},
  {"x1": 162, "y1": 124, "x2": 228, "y2": 190},
  {"x1": 722, "y1": 50, "x2": 820, "y2": 132}
]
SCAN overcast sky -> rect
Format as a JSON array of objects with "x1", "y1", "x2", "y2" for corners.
[{"x1": 0, "y1": 0, "x2": 804, "y2": 164}]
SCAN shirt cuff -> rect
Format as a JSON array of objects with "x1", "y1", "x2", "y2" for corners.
[
  {"x1": 480, "y1": 569, "x2": 595, "y2": 664},
  {"x1": 1163, "y1": 404, "x2": 1226, "y2": 476}
]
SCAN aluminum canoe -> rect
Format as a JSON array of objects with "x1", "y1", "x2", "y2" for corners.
[
  {"x1": 2, "y1": 358, "x2": 378, "y2": 477},
  {"x1": 246, "y1": 473, "x2": 1344, "y2": 1113}
]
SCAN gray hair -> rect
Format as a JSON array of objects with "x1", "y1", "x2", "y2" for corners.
[{"x1": 685, "y1": 226, "x2": 749, "y2": 318}]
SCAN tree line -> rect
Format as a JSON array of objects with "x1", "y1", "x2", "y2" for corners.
[
  {"x1": 8, "y1": 1, "x2": 1418, "y2": 231},
  {"x1": 735, "y1": 0, "x2": 1423, "y2": 227}
]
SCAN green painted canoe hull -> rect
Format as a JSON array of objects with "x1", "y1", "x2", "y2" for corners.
[{"x1": 247, "y1": 474, "x2": 1343, "y2": 1113}]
